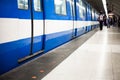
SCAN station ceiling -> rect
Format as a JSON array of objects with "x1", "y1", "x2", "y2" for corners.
[{"x1": 86, "y1": 0, "x2": 120, "y2": 16}]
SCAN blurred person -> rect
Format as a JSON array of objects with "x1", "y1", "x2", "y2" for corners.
[
  {"x1": 98, "y1": 11, "x2": 104, "y2": 30},
  {"x1": 107, "y1": 17, "x2": 110, "y2": 28},
  {"x1": 118, "y1": 16, "x2": 120, "y2": 27}
]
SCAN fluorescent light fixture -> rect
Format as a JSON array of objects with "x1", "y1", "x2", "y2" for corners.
[{"x1": 102, "y1": 0, "x2": 108, "y2": 18}]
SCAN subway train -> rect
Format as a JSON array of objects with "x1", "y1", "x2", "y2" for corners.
[{"x1": 0, "y1": 0, "x2": 99, "y2": 75}]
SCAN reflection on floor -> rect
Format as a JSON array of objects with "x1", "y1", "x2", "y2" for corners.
[{"x1": 42, "y1": 27, "x2": 120, "y2": 80}]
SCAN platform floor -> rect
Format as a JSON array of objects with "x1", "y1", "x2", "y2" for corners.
[{"x1": 1, "y1": 27, "x2": 120, "y2": 80}]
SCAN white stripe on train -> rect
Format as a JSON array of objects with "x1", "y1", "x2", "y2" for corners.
[{"x1": 0, "y1": 18, "x2": 99, "y2": 44}]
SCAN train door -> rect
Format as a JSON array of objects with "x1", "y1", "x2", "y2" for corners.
[
  {"x1": 70, "y1": 0, "x2": 77, "y2": 38},
  {"x1": 17, "y1": 0, "x2": 44, "y2": 62}
]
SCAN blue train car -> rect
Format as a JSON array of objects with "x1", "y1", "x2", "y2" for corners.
[{"x1": 0, "y1": 0, "x2": 99, "y2": 75}]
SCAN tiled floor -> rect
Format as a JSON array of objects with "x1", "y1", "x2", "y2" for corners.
[{"x1": 42, "y1": 27, "x2": 120, "y2": 80}]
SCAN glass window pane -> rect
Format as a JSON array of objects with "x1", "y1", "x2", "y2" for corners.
[
  {"x1": 82, "y1": 3, "x2": 86, "y2": 20},
  {"x1": 92, "y1": 9, "x2": 94, "y2": 20},
  {"x1": 54, "y1": 0, "x2": 67, "y2": 15},
  {"x1": 34, "y1": 0, "x2": 42, "y2": 11},
  {"x1": 79, "y1": 0, "x2": 83, "y2": 17},
  {"x1": 69, "y1": 0, "x2": 72, "y2": 16},
  {"x1": 18, "y1": 0, "x2": 28, "y2": 10},
  {"x1": 78, "y1": 0, "x2": 85, "y2": 19},
  {"x1": 69, "y1": 0, "x2": 75, "y2": 16}
]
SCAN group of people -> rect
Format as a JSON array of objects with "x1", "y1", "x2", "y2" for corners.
[{"x1": 98, "y1": 11, "x2": 118, "y2": 30}]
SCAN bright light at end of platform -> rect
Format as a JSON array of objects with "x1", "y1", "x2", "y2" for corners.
[{"x1": 102, "y1": 0, "x2": 108, "y2": 18}]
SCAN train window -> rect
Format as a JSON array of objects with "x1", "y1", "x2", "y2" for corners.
[
  {"x1": 78, "y1": 0, "x2": 85, "y2": 19},
  {"x1": 34, "y1": 0, "x2": 42, "y2": 11},
  {"x1": 92, "y1": 9, "x2": 94, "y2": 20},
  {"x1": 82, "y1": 3, "x2": 86, "y2": 20},
  {"x1": 18, "y1": 0, "x2": 28, "y2": 10},
  {"x1": 54, "y1": 0, "x2": 67, "y2": 15},
  {"x1": 70, "y1": 0, "x2": 75, "y2": 16}
]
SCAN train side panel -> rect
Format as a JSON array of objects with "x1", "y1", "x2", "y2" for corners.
[{"x1": 0, "y1": 0, "x2": 99, "y2": 75}]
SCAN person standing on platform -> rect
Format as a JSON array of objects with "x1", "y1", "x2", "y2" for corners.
[
  {"x1": 103, "y1": 15, "x2": 107, "y2": 26},
  {"x1": 118, "y1": 16, "x2": 120, "y2": 27},
  {"x1": 98, "y1": 11, "x2": 104, "y2": 30},
  {"x1": 107, "y1": 17, "x2": 110, "y2": 28}
]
